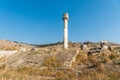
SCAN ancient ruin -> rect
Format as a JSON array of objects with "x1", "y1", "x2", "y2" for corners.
[{"x1": 63, "y1": 13, "x2": 69, "y2": 49}]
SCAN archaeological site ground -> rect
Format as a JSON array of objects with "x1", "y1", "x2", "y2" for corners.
[{"x1": 0, "y1": 40, "x2": 120, "y2": 80}]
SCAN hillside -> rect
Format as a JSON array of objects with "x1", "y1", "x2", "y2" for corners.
[
  {"x1": 0, "y1": 39, "x2": 35, "y2": 50},
  {"x1": 0, "y1": 41, "x2": 120, "y2": 80}
]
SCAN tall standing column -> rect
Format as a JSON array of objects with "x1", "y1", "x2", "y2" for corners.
[{"x1": 63, "y1": 13, "x2": 69, "y2": 49}]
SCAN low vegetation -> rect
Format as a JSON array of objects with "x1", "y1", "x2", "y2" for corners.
[{"x1": 0, "y1": 42, "x2": 120, "y2": 80}]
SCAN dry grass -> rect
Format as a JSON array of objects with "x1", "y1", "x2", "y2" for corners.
[
  {"x1": 0, "y1": 42, "x2": 120, "y2": 80},
  {"x1": 0, "y1": 46, "x2": 18, "y2": 50},
  {"x1": 0, "y1": 65, "x2": 54, "y2": 80},
  {"x1": 88, "y1": 55, "x2": 97, "y2": 62},
  {"x1": 78, "y1": 71, "x2": 120, "y2": 80},
  {"x1": 109, "y1": 53, "x2": 119, "y2": 60},
  {"x1": 75, "y1": 51, "x2": 88, "y2": 65},
  {"x1": 42, "y1": 55, "x2": 63, "y2": 67},
  {"x1": 0, "y1": 54, "x2": 120, "y2": 80},
  {"x1": 0, "y1": 64, "x2": 78, "y2": 80},
  {"x1": 1, "y1": 66, "x2": 120, "y2": 80}
]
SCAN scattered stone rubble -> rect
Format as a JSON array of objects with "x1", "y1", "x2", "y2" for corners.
[
  {"x1": 0, "y1": 40, "x2": 120, "y2": 69},
  {"x1": 81, "y1": 41, "x2": 120, "y2": 56},
  {"x1": 62, "y1": 40, "x2": 120, "y2": 67}
]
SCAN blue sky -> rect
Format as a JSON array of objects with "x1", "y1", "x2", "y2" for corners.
[{"x1": 0, "y1": 0, "x2": 120, "y2": 44}]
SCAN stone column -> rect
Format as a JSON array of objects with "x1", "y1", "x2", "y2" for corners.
[{"x1": 63, "y1": 13, "x2": 69, "y2": 49}]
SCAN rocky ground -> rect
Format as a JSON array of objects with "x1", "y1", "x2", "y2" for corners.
[{"x1": 0, "y1": 41, "x2": 120, "y2": 80}]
